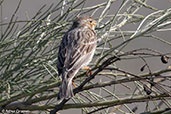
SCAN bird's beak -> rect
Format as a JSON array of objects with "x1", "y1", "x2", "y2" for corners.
[
  {"x1": 91, "y1": 20, "x2": 96, "y2": 30},
  {"x1": 92, "y1": 20, "x2": 96, "y2": 26}
]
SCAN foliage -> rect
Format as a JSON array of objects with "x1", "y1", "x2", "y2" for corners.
[{"x1": 0, "y1": 0, "x2": 171, "y2": 114}]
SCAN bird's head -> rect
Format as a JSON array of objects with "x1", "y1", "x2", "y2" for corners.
[{"x1": 72, "y1": 16, "x2": 96, "y2": 30}]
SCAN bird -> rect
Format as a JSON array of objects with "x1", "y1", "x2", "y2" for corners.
[{"x1": 57, "y1": 16, "x2": 97, "y2": 99}]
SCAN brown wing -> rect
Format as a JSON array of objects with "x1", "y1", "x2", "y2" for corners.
[{"x1": 57, "y1": 26, "x2": 96, "y2": 78}]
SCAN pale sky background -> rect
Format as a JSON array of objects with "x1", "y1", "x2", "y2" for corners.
[{"x1": 1, "y1": 0, "x2": 171, "y2": 114}]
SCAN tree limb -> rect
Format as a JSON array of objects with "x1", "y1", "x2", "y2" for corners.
[{"x1": 2, "y1": 94, "x2": 170, "y2": 112}]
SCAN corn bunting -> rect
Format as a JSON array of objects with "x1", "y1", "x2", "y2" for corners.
[{"x1": 57, "y1": 16, "x2": 97, "y2": 99}]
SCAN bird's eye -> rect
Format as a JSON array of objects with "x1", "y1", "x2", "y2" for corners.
[{"x1": 89, "y1": 20, "x2": 92, "y2": 23}]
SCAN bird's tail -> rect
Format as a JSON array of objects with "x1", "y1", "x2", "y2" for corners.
[{"x1": 58, "y1": 73, "x2": 74, "y2": 100}]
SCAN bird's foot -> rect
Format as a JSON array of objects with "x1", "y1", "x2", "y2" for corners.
[
  {"x1": 82, "y1": 66, "x2": 92, "y2": 76},
  {"x1": 72, "y1": 81, "x2": 77, "y2": 88}
]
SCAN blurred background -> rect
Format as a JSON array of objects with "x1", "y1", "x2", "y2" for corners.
[
  {"x1": 0, "y1": 0, "x2": 171, "y2": 114},
  {"x1": 1, "y1": 0, "x2": 171, "y2": 72}
]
